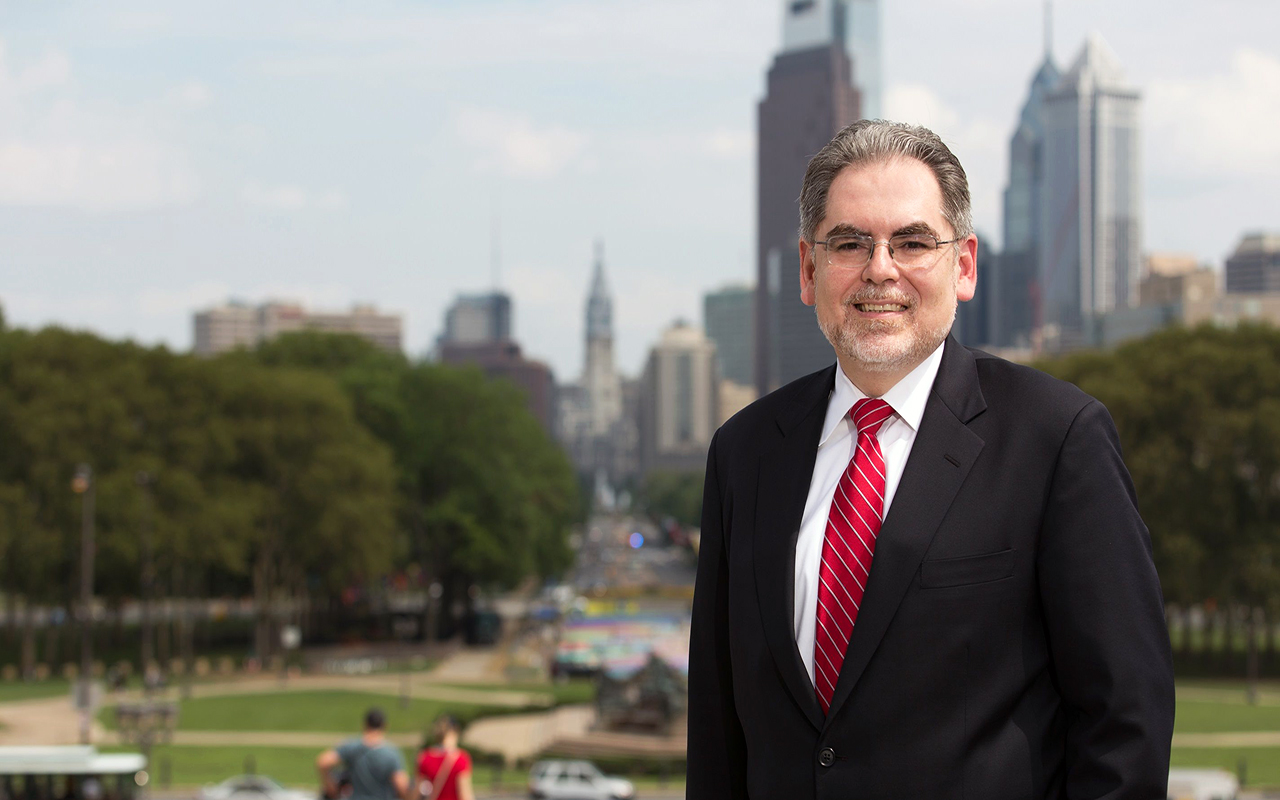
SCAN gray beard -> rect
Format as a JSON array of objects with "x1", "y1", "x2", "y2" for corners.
[{"x1": 818, "y1": 300, "x2": 957, "y2": 374}]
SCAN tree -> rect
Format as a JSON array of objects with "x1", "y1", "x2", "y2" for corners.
[
  {"x1": 252, "y1": 331, "x2": 579, "y2": 632},
  {"x1": 638, "y1": 470, "x2": 704, "y2": 530},
  {"x1": 1039, "y1": 323, "x2": 1280, "y2": 697}
]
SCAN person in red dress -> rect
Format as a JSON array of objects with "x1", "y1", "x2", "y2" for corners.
[{"x1": 416, "y1": 715, "x2": 474, "y2": 800}]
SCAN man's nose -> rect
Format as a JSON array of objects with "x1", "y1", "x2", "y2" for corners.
[{"x1": 862, "y1": 241, "x2": 900, "y2": 283}]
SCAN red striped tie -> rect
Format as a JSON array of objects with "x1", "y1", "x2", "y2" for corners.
[{"x1": 813, "y1": 397, "x2": 894, "y2": 714}]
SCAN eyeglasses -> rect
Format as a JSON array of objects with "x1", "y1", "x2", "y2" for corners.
[{"x1": 814, "y1": 233, "x2": 961, "y2": 270}]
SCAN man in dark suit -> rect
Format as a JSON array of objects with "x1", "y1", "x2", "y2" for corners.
[{"x1": 686, "y1": 120, "x2": 1174, "y2": 799}]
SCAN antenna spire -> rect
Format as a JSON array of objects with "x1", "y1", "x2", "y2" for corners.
[{"x1": 1044, "y1": 0, "x2": 1053, "y2": 61}]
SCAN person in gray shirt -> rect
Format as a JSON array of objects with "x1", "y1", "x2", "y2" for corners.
[{"x1": 317, "y1": 708, "x2": 410, "y2": 800}]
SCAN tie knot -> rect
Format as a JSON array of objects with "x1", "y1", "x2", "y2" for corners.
[{"x1": 850, "y1": 398, "x2": 893, "y2": 435}]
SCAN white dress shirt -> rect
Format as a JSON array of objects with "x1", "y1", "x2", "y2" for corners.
[{"x1": 792, "y1": 342, "x2": 946, "y2": 688}]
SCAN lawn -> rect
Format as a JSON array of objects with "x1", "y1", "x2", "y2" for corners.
[
  {"x1": 0, "y1": 679, "x2": 72, "y2": 703},
  {"x1": 1176, "y1": 699, "x2": 1280, "y2": 732},
  {"x1": 436, "y1": 678, "x2": 596, "y2": 705},
  {"x1": 1172, "y1": 748, "x2": 1280, "y2": 787},
  {"x1": 101, "y1": 745, "x2": 387, "y2": 788},
  {"x1": 98, "y1": 690, "x2": 496, "y2": 735}
]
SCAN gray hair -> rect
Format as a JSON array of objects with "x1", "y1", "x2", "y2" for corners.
[{"x1": 798, "y1": 119, "x2": 973, "y2": 243}]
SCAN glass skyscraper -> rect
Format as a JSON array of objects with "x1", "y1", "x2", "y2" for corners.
[{"x1": 1039, "y1": 33, "x2": 1142, "y2": 351}]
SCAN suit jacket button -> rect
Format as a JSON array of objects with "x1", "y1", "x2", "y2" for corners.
[{"x1": 818, "y1": 747, "x2": 836, "y2": 767}]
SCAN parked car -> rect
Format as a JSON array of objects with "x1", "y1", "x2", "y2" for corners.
[
  {"x1": 200, "y1": 775, "x2": 313, "y2": 800},
  {"x1": 528, "y1": 760, "x2": 635, "y2": 800},
  {"x1": 1167, "y1": 768, "x2": 1239, "y2": 800}
]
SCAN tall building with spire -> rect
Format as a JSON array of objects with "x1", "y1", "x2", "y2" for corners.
[
  {"x1": 755, "y1": 0, "x2": 864, "y2": 395},
  {"x1": 555, "y1": 241, "x2": 637, "y2": 495},
  {"x1": 1039, "y1": 33, "x2": 1142, "y2": 351},
  {"x1": 994, "y1": 2, "x2": 1060, "y2": 347},
  {"x1": 582, "y1": 241, "x2": 622, "y2": 435}
]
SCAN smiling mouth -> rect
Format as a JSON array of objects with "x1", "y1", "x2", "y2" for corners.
[{"x1": 854, "y1": 302, "x2": 908, "y2": 313}]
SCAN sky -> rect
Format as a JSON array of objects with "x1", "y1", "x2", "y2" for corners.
[{"x1": 0, "y1": 0, "x2": 1277, "y2": 379}]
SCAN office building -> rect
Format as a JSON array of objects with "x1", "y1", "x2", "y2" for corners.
[
  {"x1": 703, "y1": 285, "x2": 755, "y2": 387},
  {"x1": 756, "y1": 0, "x2": 862, "y2": 395},
  {"x1": 1039, "y1": 33, "x2": 1142, "y2": 351},
  {"x1": 953, "y1": 237, "x2": 996, "y2": 347},
  {"x1": 194, "y1": 301, "x2": 402, "y2": 355},
  {"x1": 996, "y1": 19, "x2": 1059, "y2": 348},
  {"x1": 639, "y1": 321, "x2": 720, "y2": 475},
  {"x1": 718, "y1": 379, "x2": 758, "y2": 427},
  {"x1": 440, "y1": 292, "x2": 512, "y2": 346},
  {"x1": 439, "y1": 340, "x2": 555, "y2": 432},
  {"x1": 1225, "y1": 233, "x2": 1280, "y2": 294}
]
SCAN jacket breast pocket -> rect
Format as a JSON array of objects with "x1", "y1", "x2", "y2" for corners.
[{"x1": 920, "y1": 549, "x2": 1015, "y2": 589}]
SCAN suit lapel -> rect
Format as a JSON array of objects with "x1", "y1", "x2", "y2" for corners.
[
  {"x1": 824, "y1": 339, "x2": 988, "y2": 725},
  {"x1": 753, "y1": 365, "x2": 834, "y2": 732}
]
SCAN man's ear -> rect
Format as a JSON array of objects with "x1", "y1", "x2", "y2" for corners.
[
  {"x1": 955, "y1": 234, "x2": 978, "y2": 302},
  {"x1": 799, "y1": 238, "x2": 817, "y2": 307}
]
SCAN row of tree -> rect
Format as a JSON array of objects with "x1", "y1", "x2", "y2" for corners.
[{"x1": 0, "y1": 317, "x2": 579, "y2": 672}]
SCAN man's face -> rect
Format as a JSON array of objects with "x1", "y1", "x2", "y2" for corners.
[{"x1": 799, "y1": 157, "x2": 977, "y2": 380}]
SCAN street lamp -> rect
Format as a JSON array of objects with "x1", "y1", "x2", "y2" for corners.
[
  {"x1": 71, "y1": 463, "x2": 95, "y2": 745},
  {"x1": 135, "y1": 471, "x2": 155, "y2": 697}
]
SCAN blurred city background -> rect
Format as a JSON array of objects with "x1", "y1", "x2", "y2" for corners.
[{"x1": 0, "y1": 0, "x2": 1278, "y2": 798}]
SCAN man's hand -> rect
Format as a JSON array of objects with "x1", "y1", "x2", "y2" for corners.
[
  {"x1": 393, "y1": 769, "x2": 411, "y2": 800},
  {"x1": 316, "y1": 749, "x2": 341, "y2": 799}
]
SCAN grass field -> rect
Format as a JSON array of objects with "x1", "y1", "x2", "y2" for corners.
[
  {"x1": 98, "y1": 690, "x2": 497, "y2": 735},
  {"x1": 74, "y1": 677, "x2": 1280, "y2": 789},
  {"x1": 103, "y1": 744, "x2": 686, "y2": 792},
  {"x1": 436, "y1": 679, "x2": 596, "y2": 705},
  {"x1": 0, "y1": 679, "x2": 73, "y2": 703}
]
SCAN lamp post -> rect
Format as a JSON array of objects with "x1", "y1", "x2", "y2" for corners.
[
  {"x1": 136, "y1": 471, "x2": 154, "y2": 697},
  {"x1": 71, "y1": 463, "x2": 95, "y2": 745}
]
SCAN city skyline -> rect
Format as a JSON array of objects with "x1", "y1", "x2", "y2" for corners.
[{"x1": 0, "y1": 1, "x2": 1276, "y2": 380}]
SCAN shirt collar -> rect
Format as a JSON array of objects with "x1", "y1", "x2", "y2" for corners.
[{"x1": 819, "y1": 341, "x2": 947, "y2": 447}]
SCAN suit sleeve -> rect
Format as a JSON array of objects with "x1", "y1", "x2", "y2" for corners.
[
  {"x1": 1037, "y1": 399, "x2": 1175, "y2": 800},
  {"x1": 686, "y1": 431, "x2": 749, "y2": 799}
]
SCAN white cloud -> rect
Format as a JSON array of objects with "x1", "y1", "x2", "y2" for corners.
[
  {"x1": 169, "y1": 81, "x2": 213, "y2": 111},
  {"x1": 1147, "y1": 47, "x2": 1280, "y2": 179},
  {"x1": 454, "y1": 108, "x2": 591, "y2": 179},
  {"x1": 702, "y1": 129, "x2": 753, "y2": 161},
  {"x1": 241, "y1": 182, "x2": 348, "y2": 212},
  {"x1": 0, "y1": 40, "x2": 200, "y2": 212},
  {"x1": 885, "y1": 83, "x2": 1006, "y2": 241}
]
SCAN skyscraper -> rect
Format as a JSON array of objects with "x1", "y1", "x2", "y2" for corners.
[
  {"x1": 703, "y1": 284, "x2": 754, "y2": 387},
  {"x1": 846, "y1": 0, "x2": 882, "y2": 120},
  {"x1": 953, "y1": 237, "x2": 996, "y2": 347},
  {"x1": 1039, "y1": 33, "x2": 1141, "y2": 351},
  {"x1": 996, "y1": 14, "x2": 1059, "y2": 348},
  {"x1": 756, "y1": 0, "x2": 862, "y2": 395}
]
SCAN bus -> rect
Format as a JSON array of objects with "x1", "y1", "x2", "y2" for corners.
[{"x1": 0, "y1": 747, "x2": 146, "y2": 800}]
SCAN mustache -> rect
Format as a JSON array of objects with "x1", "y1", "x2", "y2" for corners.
[{"x1": 842, "y1": 289, "x2": 914, "y2": 307}]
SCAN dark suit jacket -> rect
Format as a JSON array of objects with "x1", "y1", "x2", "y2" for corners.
[{"x1": 686, "y1": 338, "x2": 1174, "y2": 799}]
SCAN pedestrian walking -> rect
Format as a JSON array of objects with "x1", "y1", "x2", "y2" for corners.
[
  {"x1": 416, "y1": 715, "x2": 474, "y2": 800},
  {"x1": 317, "y1": 708, "x2": 410, "y2": 800}
]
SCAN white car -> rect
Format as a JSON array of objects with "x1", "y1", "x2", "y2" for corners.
[
  {"x1": 1167, "y1": 768, "x2": 1239, "y2": 800},
  {"x1": 529, "y1": 760, "x2": 636, "y2": 800},
  {"x1": 199, "y1": 775, "x2": 313, "y2": 800}
]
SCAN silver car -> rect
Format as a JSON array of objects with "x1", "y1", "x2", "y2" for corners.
[
  {"x1": 199, "y1": 775, "x2": 313, "y2": 800},
  {"x1": 528, "y1": 760, "x2": 636, "y2": 800}
]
